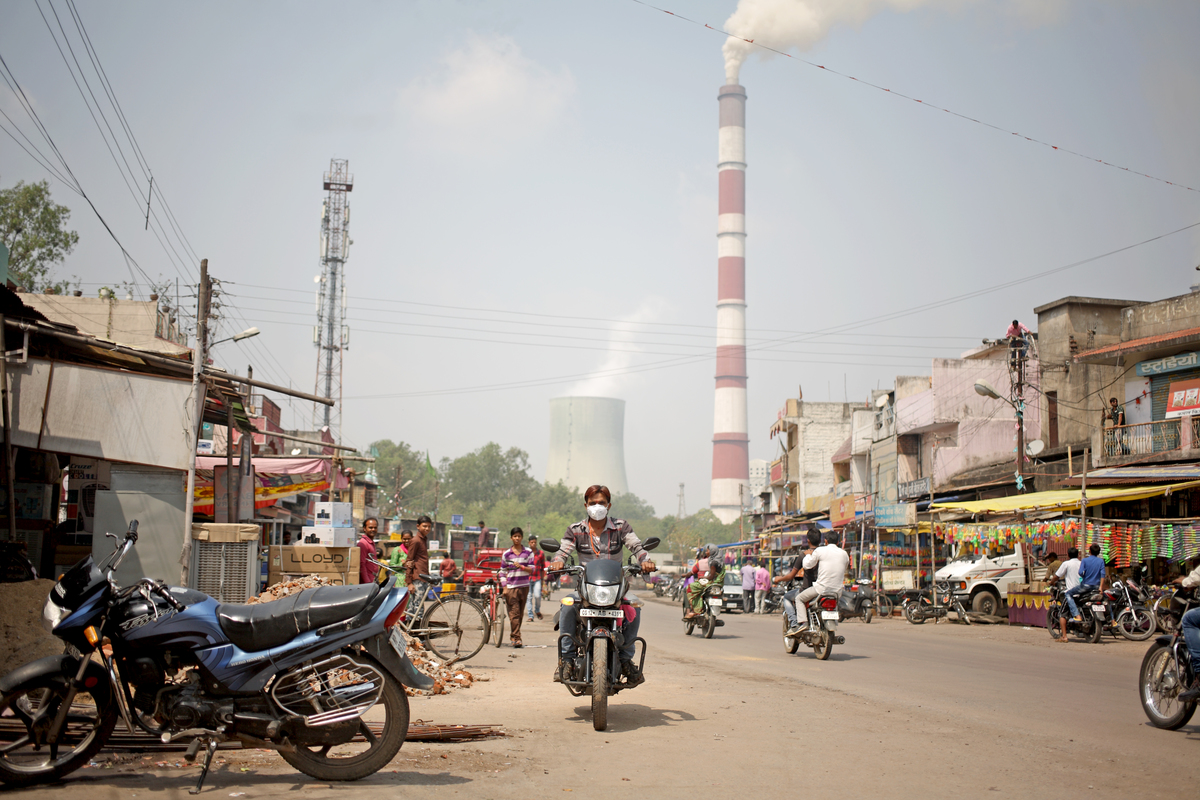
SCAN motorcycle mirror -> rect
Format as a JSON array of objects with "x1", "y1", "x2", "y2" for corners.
[
  {"x1": 642, "y1": 537, "x2": 661, "y2": 551},
  {"x1": 539, "y1": 538, "x2": 560, "y2": 553}
]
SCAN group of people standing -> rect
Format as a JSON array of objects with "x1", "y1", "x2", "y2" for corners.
[{"x1": 739, "y1": 558, "x2": 773, "y2": 614}]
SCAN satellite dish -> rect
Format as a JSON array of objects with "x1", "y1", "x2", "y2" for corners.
[
  {"x1": 875, "y1": 394, "x2": 890, "y2": 409},
  {"x1": 1026, "y1": 440, "x2": 1045, "y2": 457}
]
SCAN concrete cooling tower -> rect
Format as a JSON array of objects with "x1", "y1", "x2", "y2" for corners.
[{"x1": 545, "y1": 397, "x2": 629, "y2": 496}]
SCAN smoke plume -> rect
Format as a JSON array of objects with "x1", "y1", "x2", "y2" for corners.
[
  {"x1": 722, "y1": 0, "x2": 935, "y2": 85},
  {"x1": 566, "y1": 304, "x2": 657, "y2": 398}
]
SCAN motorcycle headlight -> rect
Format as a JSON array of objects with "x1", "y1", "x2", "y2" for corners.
[
  {"x1": 42, "y1": 594, "x2": 69, "y2": 634},
  {"x1": 586, "y1": 584, "x2": 620, "y2": 606}
]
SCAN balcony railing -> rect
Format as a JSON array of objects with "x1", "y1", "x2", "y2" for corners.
[{"x1": 1102, "y1": 419, "x2": 1180, "y2": 459}]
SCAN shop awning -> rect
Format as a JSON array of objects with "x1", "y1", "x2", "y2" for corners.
[
  {"x1": 931, "y1": 480, "x2": 1200, "y2": 515},
  {"x1": 193, "y1": 456, "x2": 340, "y2": 513},
  {"x1": 1074, "y1": 325, "x2": 1200, "y2": 365},
  {"x1": 1061, "y1": 463, "x2": 1200, "y2": 485}
]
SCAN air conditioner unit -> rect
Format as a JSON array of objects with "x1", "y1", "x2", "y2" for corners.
[{"x1": 189, "y1": 524, "x2": 261, "y2": 602}]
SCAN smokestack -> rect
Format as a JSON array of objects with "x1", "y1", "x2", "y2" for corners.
[
  {"x1": 710, "y1": 83, "x2": 749, "y2": 525},
  {"x1": 546, "y1": 397, "x2": 630, "y2": 496}
]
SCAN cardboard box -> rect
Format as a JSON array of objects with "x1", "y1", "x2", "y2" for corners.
[
  {"x1": 313, "y1": 502, "x2": 353, "y2": 528},
  {"x1": 301, "y1": 526, "x2": 356, "y2": 547},
  {"x1": 270, "y1": 545, "x2": 359, "y2": 575},
  {"x1": 1028, "y1": 581, "x2": 1048, "y2": 593}
]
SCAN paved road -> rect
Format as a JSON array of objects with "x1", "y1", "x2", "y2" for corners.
[{"x1": 18, "y1": 595, "x2": 1198, "y2": 799}]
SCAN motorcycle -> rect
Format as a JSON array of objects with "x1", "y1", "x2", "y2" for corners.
[
  {"x1": 681, "y1": 581, "x2": 725, "y2": 639},
  {"x1": 901, "y1": 582, "x2": 971, "y2": 625},
  {"x1": 0, "y1": 522, "x2": 432, "y2": 792},
  {"x1": 1099, "y1": 579, "x2": 1156, "y2": 641},
  {"x1": 762, "y1": 581, "x2": 788, "y2": 615},
  {"x1": 782, "y1": 591, "x2": 844, "y2": 660},
  {"x1": 839, "y1": 579, "x2": 877, "y2": 623},
  {"x1": 1138, "y1": 587, "x2": 1197, "y2": 729},
  {"x1": 540, "y1": 536, "x2": 659, "y2": 732},
  {"x1": 1046, "y1": 583, "x2": 1104, "y2": 643}
]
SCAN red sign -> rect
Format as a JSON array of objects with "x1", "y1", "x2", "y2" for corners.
[
  {"x1": 831, "y1": 496, "x2": 856, "y2": 527},
  {"x1": 1166, "y1": 378, "x2": 1200, "y2": 419}
]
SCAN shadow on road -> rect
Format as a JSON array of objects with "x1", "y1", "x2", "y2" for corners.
[
  {"x1": 566, "y1": 704, "x2": 698, "y2": 730},
  {"x1": 27, "y1": 765, "x2": 473, "y2": 794},
  {"x1": 783, "y1": 652, "x2": 869, "y2": 662}
]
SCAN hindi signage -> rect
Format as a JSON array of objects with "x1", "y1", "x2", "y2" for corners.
[
  {"x1": 1166, "y1": 378, "x2": 1200, "y2": 419},
  {"x1": 875, "y1": 502, "x2": 917, "y2": 528},
  {"x1": 898, "y1": 477, "x2": 931, "y2": 500},
  {"x1": 1137, "y1": 351, "x2": 1200, "y2": 377}
]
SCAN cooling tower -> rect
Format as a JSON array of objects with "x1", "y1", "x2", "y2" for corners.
[
  {"x1": 710, "y1": 83, "x2": 750, "y2": 524},
  {"x1": 546, "y1": 397, "x2": 629, "y2": 496}
]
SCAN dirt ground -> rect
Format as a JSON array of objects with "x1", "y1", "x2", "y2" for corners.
[{"x1": 0, "y1": 580, "x2": 62, "y2": 677}]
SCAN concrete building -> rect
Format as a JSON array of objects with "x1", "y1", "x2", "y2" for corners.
[
  {"x1": 546, "y1": 397, "x2": 629, "y2": 495},
  {"x1": 767, "y1": 398, "x2": 853, "y2": 515},
  {"x1": 20, "y1": 293, "x2": 188, "y2": 356}
]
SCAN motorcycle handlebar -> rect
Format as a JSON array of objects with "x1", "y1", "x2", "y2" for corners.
[{"x1": 150, "y1": 580, "x2": 186, "y2": 612}]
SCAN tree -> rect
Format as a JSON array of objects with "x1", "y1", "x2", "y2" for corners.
[
  {"x1": 0, "y1": 180, "x2": 79, "y2": 293},
  {"x1": 438, "y1": 443, "x2": 539, "y2": 508}
]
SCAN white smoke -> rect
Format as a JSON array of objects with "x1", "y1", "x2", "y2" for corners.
[
  {"x1": 722, "y1": 0, "x2": 940, "y2": 84},
  {"x1": 566, "y1": 304, "x2": 657, "y2": 398}
]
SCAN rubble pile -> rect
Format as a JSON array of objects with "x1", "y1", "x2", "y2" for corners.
[
  {"x1": 246, "y1": 574, "x2": 338, "y2": 604},
  {"x1": 249, "y1": 576, "x2": 479, "y2": 696},
  {"x1": 0, "y1": 579, "x2": 64, "y2": 676}
]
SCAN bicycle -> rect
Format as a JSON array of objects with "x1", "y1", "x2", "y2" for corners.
[
  {"x1": 479, "y1": 570, "x2": 506, "y2": 648},
  {"x1": 371, "y1": 559, "x2": 488, "y2": 662}
]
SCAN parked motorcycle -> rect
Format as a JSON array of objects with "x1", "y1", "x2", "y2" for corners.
[
  {"x1": 1046, "y1": 583, "x2": 1104, "y2": 643},
  {"x1": 681, "y1": 582, "x2": 724, "y2": 639},
  {"x1": 1139, "y1": 587, "x2": 1197, "y2": 729},
  {"x1": 0, "y1": 522, "x2": 432, "y2": 792},
  {"x1": 762, "y1": 582, "x2": 789, "y2": 615},
  {"x1": 539, "y1": 536, "x2": 659, "y2": 732},
  {"x1": 839, "y1": 579, "x2": 876, "y2": 623},
  {"x1": 902, "y1": 582, "x2": 971, "y2": 625},
  {"x1": 782, "y1": 592, "x2": 844, "y2": 660},
  {"x1": 1099, "y1": 579, "x2": 1157, "y2": 641}
]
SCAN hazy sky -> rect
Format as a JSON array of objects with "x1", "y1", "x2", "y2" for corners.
[{"x1": 2, "y1": 0, "x2": 1198, "y2": 516}]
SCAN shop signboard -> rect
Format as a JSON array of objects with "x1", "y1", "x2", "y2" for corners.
[
  {"x1": 1137, "y1": 351, "x2": 1200, "y2": 377},
  {"x1": 1166, "y1": 378, "x2": 1200, "y2": 419},
  {"x1": 451, "y1": 514, "x2": 463, "y2": 526},
  {"x1": 899, "y1": 477, "x2": 931, "y2": 500},
  {"x1": 804, "y1": 493, "x2": 832, "y2": 514},
  {"x1": 831, "y1": 496, "x2": 857, "y2": 527},
  {"x1": 875, "y1": 502, "x2": 916, "y2": 528}
]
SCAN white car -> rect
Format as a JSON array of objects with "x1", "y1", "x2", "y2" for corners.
[{"x1": 721, "y1": 572, "x2": 744, "y2": 612}]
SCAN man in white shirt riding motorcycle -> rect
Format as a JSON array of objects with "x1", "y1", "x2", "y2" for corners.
[{"x1": 790, "y1": 530, "x2": 850, "y2": 636}]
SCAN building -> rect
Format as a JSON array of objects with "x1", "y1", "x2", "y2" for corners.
[{"x1": 767, "y1": 397, "x2": 853, "y2": 515}]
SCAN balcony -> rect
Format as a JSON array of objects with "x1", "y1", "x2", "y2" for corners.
[{"x1": 1101, "y1": 419, "x2": 1180, "y2": 460}]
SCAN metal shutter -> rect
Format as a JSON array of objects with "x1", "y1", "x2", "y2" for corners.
[{"x1": 1150, "y1": 367, "x2": 1200, "y2": 420}]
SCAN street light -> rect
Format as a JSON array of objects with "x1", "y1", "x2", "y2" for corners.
[
  {"x1": 400, "y1": 479, "x2": 413, "y2": 490},
  {"x1": 211, "y1": 327, "x2": 260, "y2": 346},
  {"x1": 973, "y1": 379, "x2": 1001, "y2": 400}
]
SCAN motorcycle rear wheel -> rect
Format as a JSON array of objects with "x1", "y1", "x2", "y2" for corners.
[
  {"x1": 280, "y1": 664, "x2": 409, "y2": 781},
  {"x1": 862, "y1": 604, "x2": 873, "y2": 624},
  {"x1": 783, "y1": 615, "x2": 799, "y2": 654},
  {"x1": 1139, "y1": 643, "x2": 1197, "y2": 730},
  {"x1": 0, "y1": 670, "x2": 116, "y2": 786},
  {"x1": 813, "y1": 630, "x2": 833, "y2": 660},
  {"x1": 591, "y1": 637, "x2": 609, "y2": 732},
  {"x1": 1086, "y1": 613, "x2": 1103, "y2": 644},
  {"x1": 905, "y1": 604, "x2": 925, "y2": 625},
  {"x1": 703, "y1": 615, "x2": 716, "y2": 639}
]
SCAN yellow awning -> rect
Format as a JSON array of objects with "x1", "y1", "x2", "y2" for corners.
[{"x1": 931, "y1": 480, "x2": 1200, "y2": 515}]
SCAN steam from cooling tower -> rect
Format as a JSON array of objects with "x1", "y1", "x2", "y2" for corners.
[
  {"x1": 722, "y1": 0, "x2": 940, "y2": 84},
  {"x1": 546, "y1": 397, "x2": 630, "y2": 496}
]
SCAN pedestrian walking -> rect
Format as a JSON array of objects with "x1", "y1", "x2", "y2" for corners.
[
  {"x1": 501, "y1": 527, "x2": 536, "y2": 648},
  {"x1": 526, "y1": 535, "x2": 546, "y2": 622},
  {"x1": 740, "y1": 558, "x2": 757, "y2": 613},
  {"x1": 754, "y1": 560, "x2": 770, "y2": 613},
  {"x1": 358, "y1": 517, "x2": 380, "y2": 585},
  {"x1": 404, "y1": 516, "x2": 432, "y2": 591}
]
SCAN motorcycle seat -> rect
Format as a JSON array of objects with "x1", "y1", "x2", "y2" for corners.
[{"x1": 217, "y1": 582, "x2": 384, "y2": 652}]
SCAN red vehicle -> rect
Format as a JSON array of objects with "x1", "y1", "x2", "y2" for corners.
[{"x1": 462, "y1": 545, "x2": 505, "y2": 596}]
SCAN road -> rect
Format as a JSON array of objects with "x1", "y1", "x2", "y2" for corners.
[{"x1": 18, "y1": 595, "x2": 1198, "y2": 799}]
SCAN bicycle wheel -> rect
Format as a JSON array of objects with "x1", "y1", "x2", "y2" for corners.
[
  {"x1": 492, "y1": 612, "x2": 505, "y2": 648},
  {"x1": 875, "y1": 594, "x2": 893, "y2": 619},
  {"x1": 421, "y1": 596, "x2": 487, "y2": 662}
]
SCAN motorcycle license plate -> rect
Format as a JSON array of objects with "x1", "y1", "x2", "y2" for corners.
[
  {"x1": 579, "y1": 608, "x2": 623, "y2": 618},
  {"x1": 389, "y1": 625, "x2": 406, "y2": 656},
  {"x1": 821, "y1": 611, "x2": 839, "y2": 621},
  {"x1": 1091, "y1": 604, "x2": 1106, "y2": 614},
  {"x1": 708, "y1": 598, "x2": 723, "y2": 607}
]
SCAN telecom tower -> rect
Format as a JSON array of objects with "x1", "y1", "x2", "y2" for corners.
[{"x1": 314, "y1": 158, "x2": 353, "y2": 438}]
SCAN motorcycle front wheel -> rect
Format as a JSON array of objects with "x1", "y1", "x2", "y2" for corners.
[
  {"x1": 813, "y1": 629, "x2": 833, "y2": 661},
  {"x1": 1117, "y1": 607, "x2": 1157, "y2": 642},
  {"x1": 591, "y1": 638, "x2": 609, "y2": 732},
  {"x1": 0, "y1": 670, "x2": 117, "y2": 787},
  {"x1": 1139, "y1": 643, "x2": 1197, "y2": 730},
  {"x1": 782, "y1": 615, "x2": 799, "y2": 654},
  {"x1": 1046, "y1": 605, "x2": 1062, "y2": 639},
  {"x1": 280, "y1": 663, "x2": 410, "y2": 781},
  {"x1": 862, "y1": 604, "x2": 873, "y2": 624}
]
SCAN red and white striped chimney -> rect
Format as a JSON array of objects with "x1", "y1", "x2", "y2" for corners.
[{"x1": 710, "y1": 83, "x2": 749, "y2": 524}]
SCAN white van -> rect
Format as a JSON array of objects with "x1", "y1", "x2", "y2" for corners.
[{"x1": 934, "y1": 542, "x2": 1026, "y2": 616}]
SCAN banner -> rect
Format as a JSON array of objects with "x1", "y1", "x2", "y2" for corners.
[{"x1": 1166, "y1": 378, "x2": 1200, "y2": 419}]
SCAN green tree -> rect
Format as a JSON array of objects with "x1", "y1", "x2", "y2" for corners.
[
  {"x1": 0, "y1": 180, "x2": 79, "y2": 293},
  {"x1": 369, "y1": 439, "x2": 439, "y2": 517},
  {"x1": 438, "y1": 442, "x2": 539, "y2": 508}
]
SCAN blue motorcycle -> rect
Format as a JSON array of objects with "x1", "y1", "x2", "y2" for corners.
[{"x1": 0, "y1": 521, "x2": 432, "y2": 793}]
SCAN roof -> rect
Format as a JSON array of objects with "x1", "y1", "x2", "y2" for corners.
[
  {"x1": 1075, "y1": 325, "x2": 1200, "y2": 363},
  {"x1": 931, "y1": 480, "x2": 1200, "y2": 515},
  {"x1": 830, "y1": 435, "x2": 852, "y2": 465},
  {"x1": 1033, "y1": 296, "x2": 1142, "y2": 315},
  {"x1": 1061, "y1": 463, "x2": 1200, "y2": 485}
]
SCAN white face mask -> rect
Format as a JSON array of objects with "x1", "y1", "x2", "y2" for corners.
[{"x1": 586, "y1": 503, "x2": 608, "y2": 521}]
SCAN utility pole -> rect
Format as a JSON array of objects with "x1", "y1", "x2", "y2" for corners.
[
  {"x1": 1080, "y1": 447, "x2": 1089, "y2": 551},
  {"x1": 182, "y1": 259, "x2": 212, "y2": 580},
  {"x1": 0, "y1": 311, "x2": 15, "y2": 542},
  {"x1": 394, "y1": 465, "x2": 402, "y2": 517},
  {"x1": 313, "y1": 159, "x2": 352, "y2": 440},
  {"x1": 1013, "y1": 342, "x2": 1026, "y2": 492},
  {"x1": 678, "y1": 483, "x2": 686, "y2": 518}
]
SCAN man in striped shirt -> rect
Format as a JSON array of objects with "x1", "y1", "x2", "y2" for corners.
[{"x1": 501, "y1": 527, "x2": 536, "y2": 648}]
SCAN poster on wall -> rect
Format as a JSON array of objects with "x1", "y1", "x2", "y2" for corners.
[
  {"x1": 68, "y1": 459, "x2": 110, "y2": 533},
  {"x1": 1166, "y1": 378, "x2": 1200, "y2": 419}
]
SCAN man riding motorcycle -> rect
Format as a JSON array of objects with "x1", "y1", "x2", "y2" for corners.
[
  {"x1": 548, "y1": 484, "x2": 656, "y2": 687},
  {"x1": 685, "y1": 544, "x2": 724, "y2": 619},
  {"x1": 773, "y1": 530, "x2": 821, "y2": 633},
  {"x1": 789, "y1": 530, "x2": 849, "y2": 636}
]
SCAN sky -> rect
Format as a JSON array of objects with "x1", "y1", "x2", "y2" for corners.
[{"x1": 2, "y1": 0, "x2": 1199, "y2": 516}]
